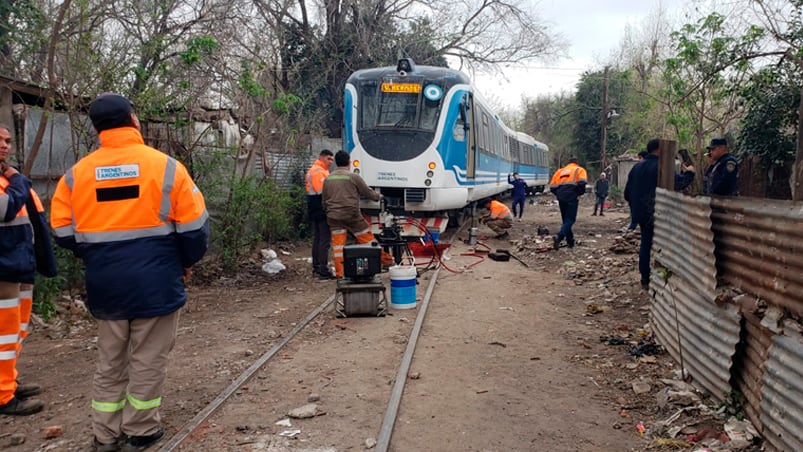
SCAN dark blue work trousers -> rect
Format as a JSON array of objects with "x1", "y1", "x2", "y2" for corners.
[
  {"x1": 638, "y1": 216, "x2": 655, "y2": 284},
  {"x1": 511, "y1": 197, "x2": 525, "y2": 218},
  {"x1": 557, "y1": 200, "x2": 578, "y2": 246},
  {"x1": 311, "y1": 218, "x2": 331, "y2": 275}
]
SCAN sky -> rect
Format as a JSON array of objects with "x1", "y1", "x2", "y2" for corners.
[{"x1": 473, "y1": 0, "x2": 692, "y2": 108}]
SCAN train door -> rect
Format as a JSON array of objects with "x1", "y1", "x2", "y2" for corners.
[{"x1": 463, "y1": 94, "x2": 476, "y2": 179}]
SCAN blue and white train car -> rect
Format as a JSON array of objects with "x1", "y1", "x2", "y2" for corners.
[{"x1": 343, "y1": 58, "x2": 549, "y2": 234}]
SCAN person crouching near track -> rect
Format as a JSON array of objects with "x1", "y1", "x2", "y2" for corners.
[
  {"x1": 479, "y1": 198, "x2": 513, "y2": 239},
  {"x1": 50, "y1": 93, "x2": 210, "y2": 452},
  {"x1": 322, "y1": 150, "x2": 393, "y2": 278}
]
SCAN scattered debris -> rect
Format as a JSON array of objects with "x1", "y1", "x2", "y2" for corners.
[
  {"x1": 41, "y1": 426, "x2": 63, "y2": 439},
  {"x1": 261, "y1": 249, "x2": 286, "y2": 274},
  {"x1": 288, "y1": 403, "x2": 318, "y2": 419}
]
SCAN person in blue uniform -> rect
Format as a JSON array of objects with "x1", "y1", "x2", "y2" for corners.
[
  {"x1": 703, "y1": 137, "x2": 739, "y2": 196},
  {"x1": 507, "y1": 173, "x2": 528, "y2": 220}
]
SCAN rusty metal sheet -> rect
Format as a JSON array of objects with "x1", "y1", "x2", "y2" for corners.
[
  {"x1": 761, "y1": 327, "x2": 803, "y2": 452},
  {"x1": 654, "y1": 189, "x2": 717, "y2": 301},
  {"x1": 650, "y1": 275, "x2": 741, "y2": 402},
  {"x1": 733, "y1": 307, "x2": 772, "y2": 433},
  {"x1": 711, "y1": 196, "x2": 803, "y2": 316}
]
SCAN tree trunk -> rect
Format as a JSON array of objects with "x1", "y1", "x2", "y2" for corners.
[{"x1": 23, "y1": 0, "x2": 72, "y2": 176}]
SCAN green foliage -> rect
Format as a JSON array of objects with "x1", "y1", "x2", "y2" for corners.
[
  {"x1": 239, "y1": 62, "x2": 271, "y2": 98},
  {"x1": 571, "y1": 69, "x2": 644, "y2": 171},
  {"x1": 738, "y1": 63, "x2": 800, "y2": 166},
  {"x1": 271, "y1": 93, "x2": 303, "y2": 116},
  {"x1": 0, "y1": 0, "x2": 47, "y2": 76},
  {"x1": 211, "y1": 174, "x2": 304, "y2": 272},
  {"x1": 180, "y1": 36, "x2": 218, "y2": 66},
  {"x1": 608, "y1": 185, "x2": 623, "y2": 202},
  {"x1": 33, "y1": 246, "x2": 86, "y2": 321}
]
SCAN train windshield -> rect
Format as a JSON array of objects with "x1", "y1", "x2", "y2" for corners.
[{"x1": 358, "y1": 80, "x2": 441, "y2": 132}]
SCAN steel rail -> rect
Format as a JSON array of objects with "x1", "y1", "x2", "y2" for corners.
[
  {"x1": 375, "y1": 264, "x2": 441, "y2": 452},
  {"x1": 375, "y1": 222, "x2": 466, "y2": 451},
  {"x1": 158, "y1": 294, "x2": 336, "y2": 452}
]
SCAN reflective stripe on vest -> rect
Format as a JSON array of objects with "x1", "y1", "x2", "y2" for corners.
[{"x1": 55, "y1": 156, "x2": 198, "y2": 244}]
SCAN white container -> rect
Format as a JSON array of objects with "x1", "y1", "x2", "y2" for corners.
[{"x1": 389, "y1": 265, "x2": 417, "y2": 309}]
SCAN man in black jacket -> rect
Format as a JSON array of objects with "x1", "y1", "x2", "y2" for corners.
[{"x1": 624, "y1": 139, "x2": 695, "y2": 290}]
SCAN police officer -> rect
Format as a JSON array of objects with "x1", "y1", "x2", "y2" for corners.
[
  {"x1": 703, "y1": 137, "x2": 738, "y2": 196},
  {"x1": 51, "y1": 93, "x2": 209, "y2": 451}
]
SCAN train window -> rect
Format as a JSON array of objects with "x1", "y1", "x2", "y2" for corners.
[
  {"x1": 453, "y1": 116, "x2": 465, "y2": 141},
  {"x1": 359, "y1": 82, "x2": 379, "y2": 129}
]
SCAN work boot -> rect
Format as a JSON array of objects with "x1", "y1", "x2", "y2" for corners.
[
  {"x1": 121, "y1": 428, "x2": 164, "y2": 451},
  {"x1": 92, "y1": 437, "x2": 121, "y2": 452},
  {"x1": 0, "y1": 396, "x2": 44, "y2": 416},
  {"x1": 592, "y1": 211, "x2": 597, "y2": 216},
  {"x1": 552, "y1": 235, "x2": 560, "y2": 250},
  {"x1": 496, "y1": 231, "x2": 509, "y2": 239},
  {"x1": 14, "y1": 382, "x2": 42, "y2": 400}
]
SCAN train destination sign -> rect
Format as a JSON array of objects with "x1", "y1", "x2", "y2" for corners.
[{"x1": 381, "y1": 83, "x2": 421, "y2": 93}]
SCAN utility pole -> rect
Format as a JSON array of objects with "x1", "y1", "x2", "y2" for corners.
[{"x1": 600, "y1": 66, "x2": 610, "y2": 173}]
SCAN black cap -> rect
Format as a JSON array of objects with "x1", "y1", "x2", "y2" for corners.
[
  {"x1": 706, "y1": 137, "x2": 727, "y2": 149},
  {"x1": 89, "y1": 93, "x2": 134, "y2": 132}
]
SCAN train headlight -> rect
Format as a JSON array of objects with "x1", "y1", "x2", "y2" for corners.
[
  {"x1": 426, "y1": 170, "x2": 434, "y2": 178},
  {"x1": 353, "y1": 160, "x2": 360, "y2": 168},
  {"x1": 354, "y1": 168, "x2": 360, "y2": 175},
  {"x1": 424, "y1": 179, "x2": 432, "y2": 186},
  {"x1": 428, "y1": 162, "x2": 436, "y2": 170}
]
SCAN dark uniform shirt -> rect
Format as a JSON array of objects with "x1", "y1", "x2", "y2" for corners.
[
  {"x1": 508, "y1": 174, "x2": 528, "y2": 200},
  {"x1": 624, "y1": 154, "x2": 695, "y2": 223},
  {"x1": 703, "y1": 153, "x2": 738, "y2": 196}
]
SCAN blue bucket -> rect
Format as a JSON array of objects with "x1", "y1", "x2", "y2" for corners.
[{"x1": 389, "y1": 265, "x2": 417, "y2": 309}]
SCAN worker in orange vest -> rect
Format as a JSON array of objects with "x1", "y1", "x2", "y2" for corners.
[
  {"x1": 0, "y1": 124, "x2": 55, "y2": 416},
  {"x1": 549, "y1": 157, "x2": 587, "y2": 250},
  {"x1": 479, "y1": 198, "x2": 513, "y2": 239},
  {"x1": 51, "y1": 94, "x2": 209, "y2": 451},
  {"x1": 322, "y1": 151, "x2": 393, "y2": 278},
  {"x1": 306, "y1": 149, "x2": 335, "y2": 279}
]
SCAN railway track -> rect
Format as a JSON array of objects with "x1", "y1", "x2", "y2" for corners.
[{"x1": 157, "y1": 229, "x2": 462, "y2": 451}]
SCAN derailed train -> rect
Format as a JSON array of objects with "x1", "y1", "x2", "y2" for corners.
[{"x1": 342, "y1": 58, "x2": 550, "y2": 235}]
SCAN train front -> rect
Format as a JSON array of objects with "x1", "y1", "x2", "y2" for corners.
[{"x1": 343, "y1": 59, "x2": 472, "y2": 232}]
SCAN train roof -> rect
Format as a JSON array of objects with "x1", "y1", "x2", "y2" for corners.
[{"x1": 346, "y1": 64, "x2": 472, "y2": 86}]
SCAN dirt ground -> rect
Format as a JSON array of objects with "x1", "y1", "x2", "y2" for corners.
[{"x1": 1, "y1": 194, "x2": 756, "y2": 451}]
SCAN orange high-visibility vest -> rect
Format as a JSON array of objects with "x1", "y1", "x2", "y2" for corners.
[
  {"x1": 306, "y1": 160, "x2": 330, "y2": 195},
  {"x1": 489, "y1": 200, "x2": 512, "y2": 220}
]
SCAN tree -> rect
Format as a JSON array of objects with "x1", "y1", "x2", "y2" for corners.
[{"x1": 253, "y1": 0, "x2": 565, "y2": 136}]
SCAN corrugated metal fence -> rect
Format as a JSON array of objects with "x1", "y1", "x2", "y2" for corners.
[{"x1": 651, "y1": 188, "x2": 803, "y2": 451}]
